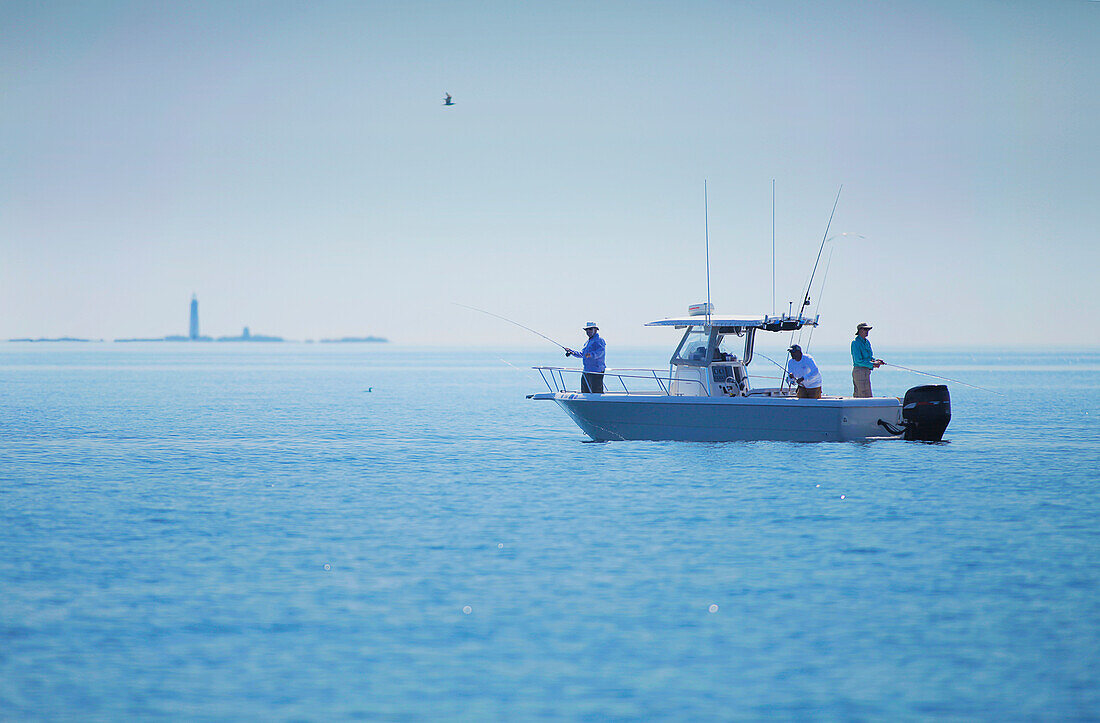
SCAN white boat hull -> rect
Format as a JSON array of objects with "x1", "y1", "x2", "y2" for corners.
[{"x1": 535, "y1": 392, "x2": 904, "y2": 442}]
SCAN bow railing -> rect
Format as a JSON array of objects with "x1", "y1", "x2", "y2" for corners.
[{"x1": 532, "y1": 366, "x2": 707, "y2": 396}]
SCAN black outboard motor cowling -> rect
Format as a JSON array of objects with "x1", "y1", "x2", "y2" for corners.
[{"x1": 901, "y1": 384, "x2": 951, "y2": 441}]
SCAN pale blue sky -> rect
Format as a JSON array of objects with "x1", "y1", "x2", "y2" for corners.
[{"x1": 2, "y1": 1, "x2": 1097, "y2": 347}]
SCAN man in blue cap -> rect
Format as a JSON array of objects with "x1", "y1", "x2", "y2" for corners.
[
  {"x1": 565, "y1": 321, "x2": 605, "y2": 393},
  {"x1": 785, "y1": 344, "x2": 823, "y2": 399}
]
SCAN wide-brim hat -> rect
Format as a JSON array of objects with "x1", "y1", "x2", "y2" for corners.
[
  {"x1": 856, "y1": 322, "x2": 873, "y2": 332},
  {"x1": 583, "y1": 321, "x2": 599, "y2": 330}
]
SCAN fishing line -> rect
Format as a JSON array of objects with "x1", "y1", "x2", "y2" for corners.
[
  {"x1": 788, "y1": 188, "x2": 842, "y2": 350},
  {"x1": 881, "y1": 362, "x2": 1005, "y2": 396},
  {"x1": 795, "y1": 232, "x2": 863, "y2": 349},
  {"x1": 804, "y1": 247, "x2": 834, "y2": 352},
  {"x1": 452, "y1": 303, "x2": 570, "y2": 351},
  {"x1": 798, "y1": 186, "x2": 843, "y2": 321}
]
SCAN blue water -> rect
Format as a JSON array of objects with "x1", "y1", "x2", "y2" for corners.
[{"x1": 2, "y1": 344, "x2": 1099, "y2": 719}]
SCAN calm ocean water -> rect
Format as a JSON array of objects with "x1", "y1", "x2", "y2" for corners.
[{"x1": 2, "y1": 343, "x2": 1099, "y2": 720}]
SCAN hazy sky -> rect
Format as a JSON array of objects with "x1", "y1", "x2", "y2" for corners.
[{"x1": 3, "y1": 1, "x2": 1097, "y2": 347}]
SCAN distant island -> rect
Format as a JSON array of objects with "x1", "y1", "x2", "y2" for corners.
[
  {"x1": 319, "y1": 336, "x2": 388, "y2": 343},
  {"x1": 216, "y1": 327, "x2": 282, "y2": 342},
  {"x1": 117, "y1": 327, "x2": 283, "y2": 343},
  {"x1": 14, "y1": 297, "x2": 385, "y2": 344},
  {"x1": 116, "y1": 335, "x2": 214, "y2": 342},
  {"x1": 8, "y1": 337, "x2": 102, "y2": 342}
]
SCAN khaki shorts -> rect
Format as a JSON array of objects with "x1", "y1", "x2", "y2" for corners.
[
  {"x1": 797, "y1": 386, "x2": 822, "y2": 399},
  {"x1": 852, "y1": 367, "x2": 872, "y2": 398}
]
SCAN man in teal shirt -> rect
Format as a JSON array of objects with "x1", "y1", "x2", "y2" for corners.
[{"x1": 851, "y1": 322, "x2": 883, "y2": 397}]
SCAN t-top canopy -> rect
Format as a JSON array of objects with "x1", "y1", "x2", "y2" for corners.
[{"x1": 645, "y1": 313, "x2": 818, "y2": 331}]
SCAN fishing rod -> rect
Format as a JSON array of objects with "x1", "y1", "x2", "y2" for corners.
[
  {"x1": 798, "y1": 185, "x2": 843, "y2": 321},
  {"x1": 881, "y1": 362, "x2": 1005, "y2": 396},
  {"x1": 802, "y1": 233, "x2": 865, "y2": 351},
  {"x1": 756, "y1": 352, "x2": 799, "y2": 389},
  {"x1": 452, "y1": 303, "x2": 570, "y2": 351},
  {"x1": 803, "y1": 247, "x2": 833, "y2": 352},
  {"x1": 786, "y1": 188, "x2": 843, "y2": 350},
  {"x1": 756, "y1": 352, "x2": 788, "y2": 372}
]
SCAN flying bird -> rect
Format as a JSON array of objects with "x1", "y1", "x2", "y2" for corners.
[{"x1": 443, "y1": 92, "x2": 454, "y2": 106}]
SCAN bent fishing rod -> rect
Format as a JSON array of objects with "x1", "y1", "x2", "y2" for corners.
[
  {"x1": 755, "y1": 352, "x2": 802, "y2": 389},
  {"x1": 880, "y1": 362, "x2": 1004, "y2": 396},
  {"x1": 452, "y1": 303, "x2": 571, "y2": 352}
]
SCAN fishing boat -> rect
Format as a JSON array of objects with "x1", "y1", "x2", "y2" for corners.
[{"x1": 528, "y1": 305, "x2": 951, "y2": 443}]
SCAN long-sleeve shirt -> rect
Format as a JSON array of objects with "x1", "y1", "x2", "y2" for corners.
[
  {"x1": 851, "y1": 336, "x2": 875, "y2": 369},
  {"x1": 573, "y1": 333, "x2": 606, "y2": 373},
  {"x1": 786, "y1": 354, "x2": 822, "y2": 388}
]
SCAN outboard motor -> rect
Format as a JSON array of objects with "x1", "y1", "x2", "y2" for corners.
[{"x1": 901, "y1": 385, "x2": 951, "y2": 441}]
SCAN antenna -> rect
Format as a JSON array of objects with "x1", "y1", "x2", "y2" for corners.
[
  {"x1": 704, "y1": 181, "x2": 714, "y2": 397},
  {"x1": 771, "y1": 179, "x2": 775, "y2": 316},
  {"x1": 704, "y1": 180, "x2": 711, "y2": 330}
]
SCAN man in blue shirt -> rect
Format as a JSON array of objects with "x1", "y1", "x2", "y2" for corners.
[
  {"x1": 566, "y1": 321, "x2": 606, "y2": 393},
  {"x1": 851, "y1": 322, "x2": 883, "y2": 397}
]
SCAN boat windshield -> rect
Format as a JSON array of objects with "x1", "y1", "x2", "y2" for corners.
[
  {"x1": 713, "y1": 334, "x2": 741, "y2": 362},
  {"x1": 674, "y1": 329, "x2": 711, "y2": 364}
]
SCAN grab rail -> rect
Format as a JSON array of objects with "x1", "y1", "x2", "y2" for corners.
[{"x1": 532, "y1": 366, "x2": 707, "y2": 396}]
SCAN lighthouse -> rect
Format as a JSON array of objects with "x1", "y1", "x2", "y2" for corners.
[{"x1": 189, "y1": 295, "x2": 199, "y2": 340}]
